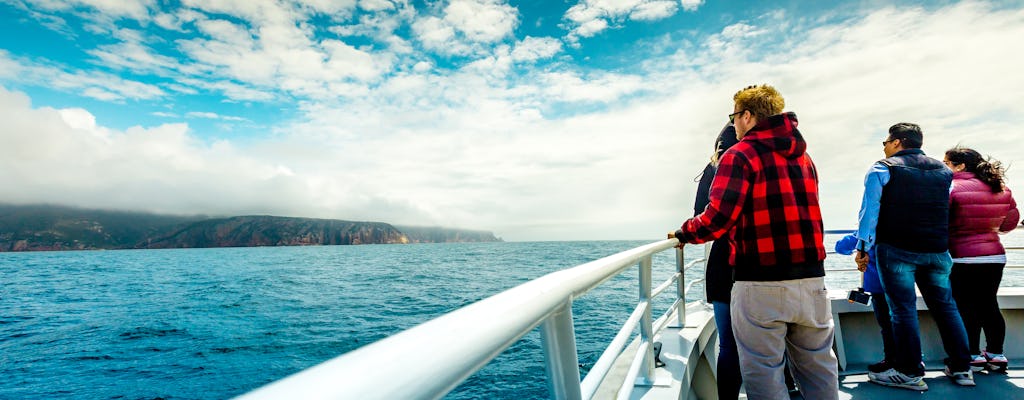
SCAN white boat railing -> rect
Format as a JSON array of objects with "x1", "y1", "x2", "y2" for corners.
[
  {"x1": 236, "y1": 238, "x2": 703, "y2": 400},
  {"x1": 826, "y1": 246, "x2": 1024, "y2": 273}
]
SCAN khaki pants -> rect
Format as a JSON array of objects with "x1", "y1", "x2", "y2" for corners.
[{"x1": 731, "y1": 277, "x2": 838, "y2": 400}]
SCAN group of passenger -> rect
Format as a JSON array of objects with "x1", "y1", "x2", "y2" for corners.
[{"x1": 669, "y1": 84, "x2": 1019, "y2": 399}]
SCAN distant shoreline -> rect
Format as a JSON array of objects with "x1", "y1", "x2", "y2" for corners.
[{"x1": 0, "y1": 204, "x2": 501, "y2": 252}]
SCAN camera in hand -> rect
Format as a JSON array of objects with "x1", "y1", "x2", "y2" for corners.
[{"x1": 847, "y1": 287, "x2": 871, "y2": 306}]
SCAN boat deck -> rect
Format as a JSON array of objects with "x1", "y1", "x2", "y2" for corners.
[
  {"x1": 832, "y1": 368, "x2": 1024, "y2": 399},
  {"x1": 607, "y1": 291, "x2": 1024, "y2": 400}
]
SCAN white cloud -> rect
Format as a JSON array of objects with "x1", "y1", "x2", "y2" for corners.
[
  {"x1": 21, "y1": 0, "x2": 155, "y2": 19},
  {"x1": 569, "y1": 19, "x2": 608, "y2": 41},
  {"x1": 152, "y1": 8, "x2": 203, "y2": 31},
  {"x1": 176, "y1": 78, "x2": 275, "y2": 101},
  {"x1": 442, "y1": 0, "x2": 518, "y2": 43},
  {"x1": 165, "y1": 4, "x2": 393, "y2": 100},
  {"x1": 539, "y1": 71, "x2": 646, "y2": 103},
  {"x1": 298, "y1": 0, "x2": 358, "y2": 15},
  {"x1": 0, "y1": 85, "x2": 309, "y2": 217},
  {"x1": 185, "y1": 111, "x2": 248, "y2": 121},
  {"x1": 563, "y1": 0, "x2": 700, "y2": 42},
  {"x1": 411, "y1": 0, "x2": 518, "y2": 56},
  {"x1": 680, "y1": 0, "x2": 703, "y2": 12},
  {"x1": 630, "y1": 1, "x2": 677, "y2": 21},
  {"x1": 511, "y1": 36, "x2": 563, "y2": 62},
  {"x1": 186, "y1": 111, "x2": 221, "y2": 119},
  {"x1": 0, "y1": 50, "x2": 165, "y2": 101},
  {"x1": 412, "y1": 16, "x2": 457, "y2": 49},
  {"x1": 87, "y1": 32, "x2": 182, "y2": 75},
  {"x1": 412, "y1": 60, "x2": 432, "y2": 73}
]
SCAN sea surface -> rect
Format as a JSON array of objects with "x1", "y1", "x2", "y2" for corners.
[{"x1": 4, "y1": 233, "x2": 1024, "y2": 399}]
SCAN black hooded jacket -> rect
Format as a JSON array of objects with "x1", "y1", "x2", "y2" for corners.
[{"x1": 694, "y1": 123, "x2": 739, "y2": 303}]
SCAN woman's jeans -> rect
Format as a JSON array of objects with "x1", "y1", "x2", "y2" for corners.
[
  {"x1": 713, "y1": 301, "x2": 742, "y2": 400},
  {"x1": 876, "y1": 243, "x2": 971, "y2": 375}
]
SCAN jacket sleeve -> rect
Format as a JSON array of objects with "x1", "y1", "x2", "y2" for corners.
[
  {"x1": 675, "y1": 151, "x2": 748, "y2": 244},
  {"x1": 834, "y1": 234, "x2": 857, "y2": 255},
  {"x1": 999, "y1": 188, "x2": 1020, "y2": 233}
]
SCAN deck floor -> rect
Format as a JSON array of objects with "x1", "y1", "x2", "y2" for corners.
[
  {"x1": 740, "y1": 369, "x2": 1024, "y2": 399},
  {"x1": 763, "y1": 368, "x2": 1024, "y2": 399},
  {"x1": 833, "y1": 368, "x2": 1024, "y2": 399}
]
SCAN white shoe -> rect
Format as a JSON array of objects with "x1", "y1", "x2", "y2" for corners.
[
  {"x1": 869, "y1": 368, "x2": 928, "y2": 391},
  {"x1": 943, "y1": 366, "x2": 975, "y2": 386},
  {"x1": 970, "y1": 354, "x2": 987, "y2": 372},
  {"x1": 984, "y1": 351, "x2": 1009, "y2": 372}
]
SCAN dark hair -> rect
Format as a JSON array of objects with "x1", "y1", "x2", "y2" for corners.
[
  {"x1": 887, "y1": 122, "x2": 923, "y2": 148},
  {"x1": 711, "y1": 124, "x2": 739, "y2": 165},
  {"x1": 945, "y1": 146, "x2": 1006, "y2": 193}
]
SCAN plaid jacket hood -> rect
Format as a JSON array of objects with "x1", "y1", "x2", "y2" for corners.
[
  {"x1": 742, "y1": 112, "x2": 807, "y2": 160},
  {"x1": 676, "y1": 112, "x2": 825, "y2": 276}
]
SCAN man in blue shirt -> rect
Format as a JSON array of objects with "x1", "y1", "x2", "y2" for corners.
[{"x1": 854, "y1": 122, "x2": 973, "y2": 391}]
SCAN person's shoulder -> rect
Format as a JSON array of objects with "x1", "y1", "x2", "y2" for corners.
[
  {"x1": 952, "y1": 176, "x2": 988, "y2": 193},
  {"x1": 865, "y1": 160, "x2": 889, "y2": 174},
  {"x1": 719, "y1": 142, "x2": 757, "y2": 165}
]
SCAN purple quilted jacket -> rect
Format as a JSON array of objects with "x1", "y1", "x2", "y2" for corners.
[{"x1": 948, "y1": 172, "x2": 1021, "y2": 258}]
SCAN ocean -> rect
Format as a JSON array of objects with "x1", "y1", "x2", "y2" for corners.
[{"x1": 3, "y1": 234, "x2": 1024, "y2": 399}]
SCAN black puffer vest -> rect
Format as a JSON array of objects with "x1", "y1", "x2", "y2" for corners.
[{"x1": 876, "y1": 149, "x2": 952, "y2": 253}]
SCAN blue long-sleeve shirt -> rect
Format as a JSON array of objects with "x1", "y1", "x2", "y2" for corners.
[{"x1": 855, "y1": 163, "x2": 890, "y2": 252}]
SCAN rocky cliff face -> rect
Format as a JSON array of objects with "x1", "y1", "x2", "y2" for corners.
[
  {"x1": 0, "y1": 204, "x2": 205, "y2": 251},
  {"x1": 142, "y1": 216, "x2": 410, "y2": 248}
]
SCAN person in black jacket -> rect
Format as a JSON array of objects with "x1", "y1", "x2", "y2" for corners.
[{"x1": 694, "y1": 123, "x2": 743, "y2": 399}]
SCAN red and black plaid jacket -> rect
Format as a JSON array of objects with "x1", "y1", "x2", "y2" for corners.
[{"x1": 675, "y1": 112, "x2": 825, "y2": 281}]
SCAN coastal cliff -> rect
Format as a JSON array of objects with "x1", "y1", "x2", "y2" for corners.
[
  {"x1": 143, "y1": 216, "x2": 409, "y2": 248},
  {"x1": 0, "y1": 204, "x2": 501, "y2": 252}
]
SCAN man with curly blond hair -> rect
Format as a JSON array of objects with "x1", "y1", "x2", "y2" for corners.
[{"x1": 672, "y1": 84, "x2": 838, "y2": 399}]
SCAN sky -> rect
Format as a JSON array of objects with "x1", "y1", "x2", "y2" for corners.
[{"x1": 1, "y1": 0, "x2": 1023, "y2": 241}]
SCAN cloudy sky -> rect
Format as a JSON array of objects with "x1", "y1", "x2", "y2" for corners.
[{"x1": 1, "y1": 0, "x2": 1022, "y2": 241}]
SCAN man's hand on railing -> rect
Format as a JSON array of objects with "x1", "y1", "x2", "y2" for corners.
[{"x1": 667, "y1": 231, "x2": 684, "y2": 249}]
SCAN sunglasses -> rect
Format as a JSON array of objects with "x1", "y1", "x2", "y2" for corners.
[{"x1": 729, "y1": 110, "x2": 745, "y2": 123}]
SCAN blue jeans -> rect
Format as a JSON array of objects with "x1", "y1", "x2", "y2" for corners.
[
  {"x1": 875, "y1": 243, "x2": 970, "y2": 375},
  {"x1": 713, "y1": 301, "x2": 742, "y2": 400}
]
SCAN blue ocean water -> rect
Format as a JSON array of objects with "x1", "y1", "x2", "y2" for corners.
[{"x1": 3, "y1": 235, "x2": 1023, "y2": 399}]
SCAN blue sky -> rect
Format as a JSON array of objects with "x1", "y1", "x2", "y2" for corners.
[{"x1": 1, "y1": 0, "x2": 1023, "y2": 241}]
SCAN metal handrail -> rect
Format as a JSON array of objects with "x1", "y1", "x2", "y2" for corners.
[{"x1": 238, "y1": 238, "x2": 697, "y2": 400}]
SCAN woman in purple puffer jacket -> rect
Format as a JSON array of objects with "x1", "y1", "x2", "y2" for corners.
[{"x1": 944, "y1": 147, "x2": 1021, "y2": 372}]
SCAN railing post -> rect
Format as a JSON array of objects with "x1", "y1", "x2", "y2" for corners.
[
  {"x1": 675, "y1": 245, "x2": 686, "y2": 328},
  {"x1": 638, "y1": 255, "x2": 655, "y2": 384},
  {"x1": 540, "y1": 300, "x2": 582, "y2": 400}
]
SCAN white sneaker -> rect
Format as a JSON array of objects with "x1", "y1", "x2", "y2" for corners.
[
  {"x1": 869, "y1": 368, "x2": 928, "y2": 391},
  {"x1": 943, "y1": 366, "x2": 976, "y2": 386},
  {"x1": 970, "y1": 354, "x2": 987, "y2": 372},
  {"x1": 984, "y1": 351, "x2": 1009, "y2": 372}
]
